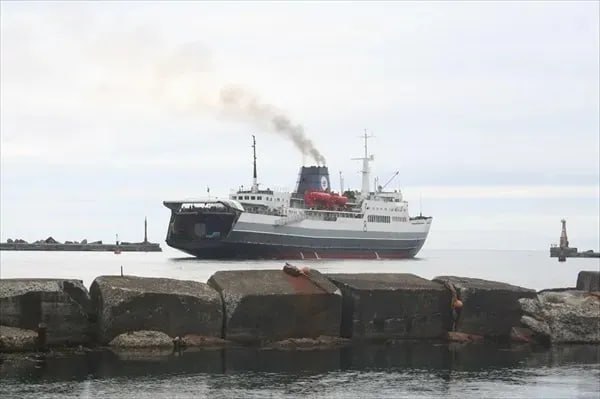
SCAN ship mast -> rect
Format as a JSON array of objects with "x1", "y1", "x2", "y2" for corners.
[
  {"x1": 252, "y1": 135, "x2": 258, "y2": 193},
  {"x1": 352, "y1": 130, "x2": 374, "y2": 200}
]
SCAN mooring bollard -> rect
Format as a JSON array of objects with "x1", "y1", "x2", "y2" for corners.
[{"x1": 37, "y1": 322, "x2": 47, "y2": 352}]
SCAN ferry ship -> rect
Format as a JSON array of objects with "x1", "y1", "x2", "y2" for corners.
[{"x1": 163, "y1": 134, "x2": 432, "y2": 259}]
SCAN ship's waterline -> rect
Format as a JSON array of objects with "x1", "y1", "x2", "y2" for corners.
[{"x1": 170, "y1": 240, "x2": 427, "y2": 260}]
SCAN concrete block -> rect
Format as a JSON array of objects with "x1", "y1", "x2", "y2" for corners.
[
  {"x1": 208, "y1": 269, "x2": 342, "y2": 343},
  {"x1": 327, "y1": 273, "x2": 450, "y2": 340},
  {"x1": 433, "y1": 276, "x2": 536, "y2": 338},
  {"x1": 0, "y1": 279, "x2": 94, "y2": 345},
  {"x1": 90, "y1": 275, "x2": 222, "y2": 344},
  {"x1": 576, "y1": 271, "x2": 600, "y2": 292}
]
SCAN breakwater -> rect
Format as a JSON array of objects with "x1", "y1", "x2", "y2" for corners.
[
  {"x1": 1, "y1": 268, "x2": 598, "y2": 352},
  {"x1": 1, "y1": 218, "x2": 161, "y2": 252},
  {"x1": 549, "y1": 220, "x2": 599, "y2": 261},
  {"x1": 550, "y1": 246, "x2": 600, "y2": 259},
  {"x1": 0, "y1": 242, "x2": 161, "y2": 252}
]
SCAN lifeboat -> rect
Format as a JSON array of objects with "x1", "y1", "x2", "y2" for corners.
[
  {"x1": 304, "y1": 191, "x2": 348, "y2": 209},
  {"x1": 330, "y1": 193, "x2": 348, "y2": 207},
  {"x1": 304, "y1": 191, "x2": 331, "y2": 208}
]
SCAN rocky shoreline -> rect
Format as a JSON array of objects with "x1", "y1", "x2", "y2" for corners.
[{"x1": 1, "y1": 269, "x2": 598, "y2": 353}]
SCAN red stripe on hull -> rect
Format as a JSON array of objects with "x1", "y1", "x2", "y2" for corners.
[{"x1": 268, "y1": 250, "x2": 412, "y2": 260}]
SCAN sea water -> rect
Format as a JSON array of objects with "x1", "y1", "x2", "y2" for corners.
[{"x1": 1, "y1": 249, "x2": 599, "y2": 398}]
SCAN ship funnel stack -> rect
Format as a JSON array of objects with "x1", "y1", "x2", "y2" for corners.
[
  {"x1": 294, "y1": 166, "x2": 331, "y2": 195},
  {"x1": 352, "y1": 131, "x2": 374, "y2": 200},
  {"x1": 251, "y1": 135, "x2": 258, "y2": 193}
]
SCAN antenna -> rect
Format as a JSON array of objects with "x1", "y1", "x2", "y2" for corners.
[
  {"x1": 419, "y1": 194, "x2": 422, "y2": 217},
  {"x1": 252, "y1": 135, "x2": 258, "y2": 193},
  {"x1": 362, "y1": 129, "x2": 372, "y2": 158}
]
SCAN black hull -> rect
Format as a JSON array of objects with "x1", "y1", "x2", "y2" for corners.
[{"x1": 167, "y1": 240, "x2": 425, "y2": 260}]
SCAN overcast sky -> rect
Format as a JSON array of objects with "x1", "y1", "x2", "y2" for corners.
[{"x1": 1, "y1": 1, "x2": 598, "y2": 250}]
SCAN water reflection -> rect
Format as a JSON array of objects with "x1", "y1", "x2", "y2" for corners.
[
  {"x1": 1, "y1": 344, "x2": 599, "y2": 399},
  {"x1": 1, "y1": 343, "x2": 598, "y2": 384}
]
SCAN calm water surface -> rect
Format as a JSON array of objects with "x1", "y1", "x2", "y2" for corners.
[
  {"x1": 1, "y1": 249, "x2": 599, "y2": 398},
  {"x1": 1, "y1": 248, "x2": 599, "y2": 290}
]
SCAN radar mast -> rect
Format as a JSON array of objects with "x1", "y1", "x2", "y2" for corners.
[{"x1": 352, "y1": 130, "x2": 374, "y2": 200}]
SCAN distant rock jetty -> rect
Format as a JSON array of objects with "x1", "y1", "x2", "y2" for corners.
[
  {"x1": 0, "y1": 237, "x2": 161, "y2": 252},
  {"x1": 550, "y1": 246, "x2": 599, "y2": 259},
  {"x1": 1, "y1": 268, "x2": 598, "y2": 353},
  {"x1": 0, "y1": 218, "x2": 161, "y2": 252},
  {"x1": 550, "y1": 219, "x2": 599, "y2": 261}
]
